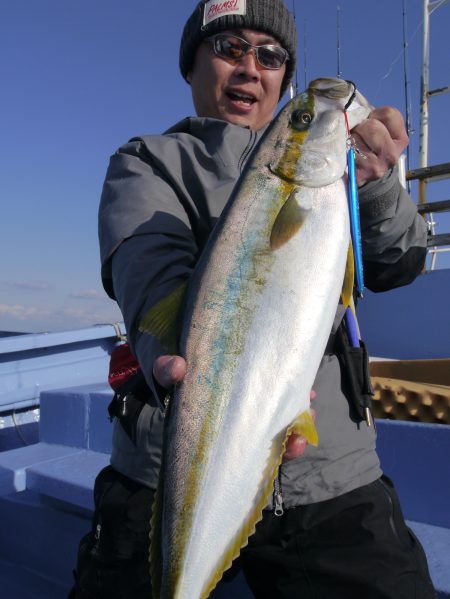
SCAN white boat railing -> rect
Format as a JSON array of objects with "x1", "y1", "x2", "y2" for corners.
[{"x1": 0, "y1": 323, "x2": 125, "y2": 413}]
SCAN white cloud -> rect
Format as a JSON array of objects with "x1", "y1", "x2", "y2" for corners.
[
  {"x1": 0, "y1": 302, "x2": 122, "y2": 333},
  {"x1": 0, "y1": 304, "x2": 39, "y2": 320},
  {"x1": 13, "y1": 281, "x2": 49, "y2": 290},
  {"x1": 69, "y1": 289, "x2": 102, "y2": 300}
]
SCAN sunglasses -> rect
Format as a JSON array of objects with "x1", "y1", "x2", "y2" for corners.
[{"x1": 204, "y1": 34, "x2": 289, "y2": 70}]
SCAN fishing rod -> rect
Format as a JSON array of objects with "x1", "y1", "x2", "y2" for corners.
[
  {"x1": 337, "y1": 4, "x2": 342, "y2": 78},
  {"x1": 290, "y1": 0, "x2": 300, "y2": 97},
  {"x1": 303, "y1": 18, "x2": 308, "y2": 90},
  {"x1": 402, "y1": 0, "x2": 413, "y2": 192}
]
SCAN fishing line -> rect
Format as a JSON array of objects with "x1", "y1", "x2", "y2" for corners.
[
  {"x1": 374, "y1": 4, "x2": 424, "y2": 102},
  {"x1": 12, "y1": 411, "x2": 32, "y2": 446}
]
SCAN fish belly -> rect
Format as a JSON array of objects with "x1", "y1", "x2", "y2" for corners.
[{"x1": 158, "y1": 180, "x2": 349, "y2": 599}]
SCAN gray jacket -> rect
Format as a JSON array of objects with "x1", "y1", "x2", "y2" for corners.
[{"x1": 99, "y1": 116, "x2": 427, "y2": 506}]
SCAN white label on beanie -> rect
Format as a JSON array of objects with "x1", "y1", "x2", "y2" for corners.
[{"x1": 203, "y1": 0, "x2": 247, "y2": 26}]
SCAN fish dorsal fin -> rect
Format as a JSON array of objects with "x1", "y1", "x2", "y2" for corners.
[
  {"x1": 287, "y1": 409, "x2": 319, "y2": 446},
  {"x1": 341, "y1": 242, "x2": 355, "y2": 308},
  {"x1": 139, "y1": 281, "x2": 188, "y2": 353},
  {"x1": 270, "y1": 189, "x2": 310, "y2": 250}
]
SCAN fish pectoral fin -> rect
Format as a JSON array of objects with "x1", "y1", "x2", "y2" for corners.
[
  {"x1": 288, "y1": 410, "x2": 319, "y2": 446},
  {"x1": 341, "y1": 241, "x2": 355, "y2": 308},
  {"x1": 270, "y1": 189, "x2": 309, "y2": 250},
  {"x1": 139, "y1": 281, "x2": 188, "y2": 353}
]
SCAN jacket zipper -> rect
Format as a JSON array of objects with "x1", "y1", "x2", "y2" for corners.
[
  {"x1": 273, "y1": 472, "x2": 284, "y2": 516},
  {"x1": 90, "y1": 522, "x2": 102, "y2": 558}
]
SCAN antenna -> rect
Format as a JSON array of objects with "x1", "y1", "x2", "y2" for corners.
[{"x1": 337, "y1": 4, "x2": 342, "y2": 78}]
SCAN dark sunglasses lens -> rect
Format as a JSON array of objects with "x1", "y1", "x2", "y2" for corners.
[
  {"x1": 257, "y1": 46, "x2": 286, "y2": 69},
  {"x1": 216, "y1": 37, "x2": 245, "y2": 60},
  {"x1": 213, "y1": 35, "x2": 287, "y2": 69}
]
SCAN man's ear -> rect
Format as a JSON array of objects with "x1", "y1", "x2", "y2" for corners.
[{"x1": 186, "y1": 71, "x2": 192, "y2": 84}]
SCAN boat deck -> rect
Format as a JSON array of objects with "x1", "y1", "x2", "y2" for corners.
[{"x1": 0, "y1": 383, "x2": 449, "y2": 598}]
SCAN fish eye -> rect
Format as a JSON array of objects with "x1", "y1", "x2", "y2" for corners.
[{"x1": 291, "y1": 110, "x2": 313, "y2": 130}]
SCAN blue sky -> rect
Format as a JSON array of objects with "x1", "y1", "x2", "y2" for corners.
[{"x1": 1, "y1": 0, "x2": 449, "y2": 333}]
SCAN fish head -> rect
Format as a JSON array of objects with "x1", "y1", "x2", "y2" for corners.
[{"x1": 269, "y1": 77, "x2": 372, "y2": 187}]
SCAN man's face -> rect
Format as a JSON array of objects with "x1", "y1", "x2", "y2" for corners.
[{"x1": 187, "y1": 29, "x2": 286, "y2": 131}]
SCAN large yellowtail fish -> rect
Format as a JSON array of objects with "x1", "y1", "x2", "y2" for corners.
[{"x1": 142, "y1": 77, "x2": 372, "y2": 599}]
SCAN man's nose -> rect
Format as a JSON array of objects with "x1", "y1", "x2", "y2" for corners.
[{"x1": 234, "y1": 50, "x2": 261, "y2": 80}]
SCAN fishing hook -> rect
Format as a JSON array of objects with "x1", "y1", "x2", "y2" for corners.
[{"x1": 344, "y1": 80, "x2": 357, "y2": 111}]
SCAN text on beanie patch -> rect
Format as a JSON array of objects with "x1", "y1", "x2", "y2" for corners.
[{"x1": 203, "y1": 0, "x2": 247, "y2": 26}]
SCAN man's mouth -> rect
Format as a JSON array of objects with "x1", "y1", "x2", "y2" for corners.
[{"x1": 226, "y1": 91, "x2": 256, "y2": 106}]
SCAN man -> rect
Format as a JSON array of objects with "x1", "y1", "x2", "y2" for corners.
[{"x1": 71, "y1": 1, "x2": 436, "y2": 597}]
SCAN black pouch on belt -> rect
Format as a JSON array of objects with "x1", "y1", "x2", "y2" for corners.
[
  {"x1": 107, "y1": 369, "x2": 167, "y2": 445},
  {"x1": 335, "y1": 323, "x2": 375, "y2": 426}
]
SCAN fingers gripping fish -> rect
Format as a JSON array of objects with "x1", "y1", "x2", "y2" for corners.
[{"x1": 141, "y1": 77, "x2": 372, "y2": 599}]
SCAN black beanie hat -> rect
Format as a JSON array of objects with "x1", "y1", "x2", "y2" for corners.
[{"x1": 179, "y1": 0, "x2": 297, "y2": 99}]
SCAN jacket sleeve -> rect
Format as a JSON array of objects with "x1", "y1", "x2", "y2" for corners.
[
  {"x1": 358, "y1": 166, "x2": 428, "y2": 292},
  {"x1": 98, "y1": 139, "x2": 199, "y2": 401}
]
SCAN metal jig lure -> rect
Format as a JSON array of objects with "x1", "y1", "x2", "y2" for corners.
[{"x1": 344, "y1": 81, "x2": 365, "y2": 298}]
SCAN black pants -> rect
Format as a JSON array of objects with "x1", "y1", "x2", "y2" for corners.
[
  {"x1": 69, "y1": 467, "x2": 154, "y2": 599},
  {"x1": 69, "y1": 468, "x2": 436, "y2": 599},
  {"x1": 240, "y1": 476, "x2": 436, "y2": 599}
]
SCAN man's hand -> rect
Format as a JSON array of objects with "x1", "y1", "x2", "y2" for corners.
[
  {"x1": 351, "y1": 107, "x2": 409, "y2": 187},
  {"x1": 153, "y1": 355, "x2": 315, "y2": 461},
  {"x1": 282, "y1": 397, "x2": 316, "y2": 462},
  {"x1": 153, "y1": 355, "x2": 187, "y2": 387}
]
